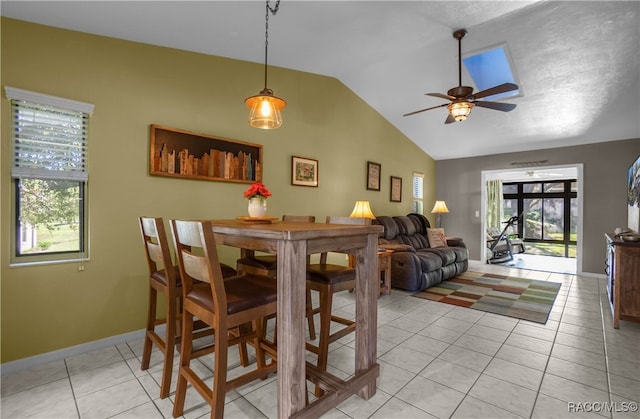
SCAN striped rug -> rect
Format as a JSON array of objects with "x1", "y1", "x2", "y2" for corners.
[{"x1": 412, "y1": 271, "x2": 561, "y2": 324}]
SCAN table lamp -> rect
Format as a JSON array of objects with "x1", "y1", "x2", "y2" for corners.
[
  {"x1": 350, "y1": 200, "x2": 375, "y2": 219},
  {"x1": 431, "y1": 200, "x2": 449, "y2": 228}
]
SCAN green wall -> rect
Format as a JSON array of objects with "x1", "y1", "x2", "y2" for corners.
[{"x1": 0, "y1": 18, "x2": 436, "y2": 363}]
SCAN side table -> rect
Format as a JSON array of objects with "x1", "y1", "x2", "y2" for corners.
[
  {"x1": 377, "y1": 249, "x2": 393, "y2": 295},
  {"x1": 349, "y1": 249, "x2": 393, "y2": 296}
]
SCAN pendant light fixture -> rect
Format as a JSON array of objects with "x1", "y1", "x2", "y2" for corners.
[{"x1": 245, "y1": 0, "x2": 286, "y2": 129}]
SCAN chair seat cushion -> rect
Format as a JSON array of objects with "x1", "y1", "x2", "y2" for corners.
[
  {"x1": 219, "y1": 263, "x2": 238, "y2": 278},
  {"x1": 236, "y1": 255, "x2": 278, "y2": 270},
  {"x1": 151, "y1": 266, "x2": 180, "y2": 287},
  {"x1": 186, "y1": 274, "x2": 277, "y2": 315},
  {"x1": 307, "y1": 264, "x2": 356, "y2": 285}
]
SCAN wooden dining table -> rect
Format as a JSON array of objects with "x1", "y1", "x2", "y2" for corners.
[{"x1": 208, "y1": 219, "x2": 383, "y2": 418}]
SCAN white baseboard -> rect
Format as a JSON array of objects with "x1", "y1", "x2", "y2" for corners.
[{"x1": 0, "y1": 327, "x2": 157, "y2": 376}]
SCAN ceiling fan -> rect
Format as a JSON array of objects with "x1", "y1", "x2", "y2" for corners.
[{"x1": 403, "y1": 29, "x2": 518, "y2": 124}]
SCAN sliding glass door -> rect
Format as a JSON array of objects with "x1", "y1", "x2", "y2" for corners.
[{"x1": 503, "y1": 180, "x2": 577, "y2": 257}]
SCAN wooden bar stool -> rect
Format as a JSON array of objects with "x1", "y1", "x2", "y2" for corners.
[
  {"x1": 138, "y1": 217, "x2": 238, "y2": 399},
  {"x1": 305, "y1": 216, "x2": 371, "y2": 397},
  {"x1": 171, "y1": 219, "x2": 278, "y2": 418}
]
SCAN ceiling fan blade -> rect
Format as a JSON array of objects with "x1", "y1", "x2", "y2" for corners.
[
  {"x1": 472, "y1": 83, "x2": 518, "y2": 100},
  {"x1": 474, "y1": 101, "x2": 517, "y2": 112},
  {"x1": 403, "y1": 103, "x2": 449, "y2": 117},
  {"x1": 426, "y1": 92, "x2": 456, "y2": 100},
  {"x1": 444, "y1": 113, "x2": 456, "y2": 124}
]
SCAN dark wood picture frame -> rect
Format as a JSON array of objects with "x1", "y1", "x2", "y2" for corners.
[
  {"x1": 149, "y1": 124, "x2": 262, "y2": 183},
  {"x1": 390, "y1": 176, "x2": 402, "y2": 202},
  {"x1": 367, "y1": 161, "x2": 381, "y2": 191},
  {"x1": 291, "y1": 156, "x2": 318, "y2": 187}
]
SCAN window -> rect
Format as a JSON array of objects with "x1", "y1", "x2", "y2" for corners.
[
  {"x1": 463, "y1": 44, "x2": 520, "y2": 100},
  {"x1": 6, "y1": 87, "x2": 94, "y2": 264},
  {"x1": 412, "y1": 172, "x2": 424, "y2": 214}
]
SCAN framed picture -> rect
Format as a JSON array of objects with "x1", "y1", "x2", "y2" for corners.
[
  {"x1": 367, "y1": 161, "x2": 381, "y2": 191},
  {"x1": 390, "y1": 176, "x2": 402, "y2": 202},
  {"x1": 291, "y1": 156, "x2": 318, "y2": 187}
]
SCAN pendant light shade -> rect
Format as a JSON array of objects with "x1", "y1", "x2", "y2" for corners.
[
  {"x1": 245, "y1": 88, "x2": 286, "y2": 129},
  {"x1": 245, "y1": 0, "x2": 285, "y2": 129}
]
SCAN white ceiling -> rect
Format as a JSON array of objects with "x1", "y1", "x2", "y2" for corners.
[{"x1": 2, "y1": 1, "x2": 639, "y2": 160}]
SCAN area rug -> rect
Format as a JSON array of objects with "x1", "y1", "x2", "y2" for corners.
[{"x1": 412, "y1": 271, "x2": 561, "y2": 324}]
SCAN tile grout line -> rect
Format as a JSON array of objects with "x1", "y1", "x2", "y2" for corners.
[
  {"x1": 525, "y1": 272, "x2": 572, "y2": 419},
  {"x1": 64, "y1": 357, "x2": 82, "y2": 419}
]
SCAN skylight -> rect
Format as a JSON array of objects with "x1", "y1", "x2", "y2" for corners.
[{"x1": 463, "y1": 44, "x2": 520, "y2": 100}]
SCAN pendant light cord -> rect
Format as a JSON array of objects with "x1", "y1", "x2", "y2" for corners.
[{"x1": 263, "y1": 0, "x2": 281, "y2": 91}]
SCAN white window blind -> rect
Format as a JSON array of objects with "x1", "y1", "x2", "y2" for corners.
[
  {"x1": 412, "y1": 172, "x2": 424, "y2": 214},
  {"x1": 413, "y1": 173, "x2": 423, "y2": 199},
  {"x1": 6, "y1": 86, "x2": 93, "y2": 181}
]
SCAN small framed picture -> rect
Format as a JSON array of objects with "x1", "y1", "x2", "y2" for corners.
[
  {"x1": 390, "y1": 176, "x2": 402, "y2": 202},
  {"x1": 291, "y1": 156, "x2": 318, "y2": 187},
  {"x1": 367, "y1": 161, "x2": 381, "y2": 191}
]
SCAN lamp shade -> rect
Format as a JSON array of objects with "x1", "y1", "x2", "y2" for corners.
[
  {"x1": 431, "y1": 200, "x2": 449, "y2": 214},
  {"x1": 349, "y1": 201, "x2": 375, "y2": 219},
  {"x1": 447, "y1": 101, "x2": 474, "y2": 122},
  {"x1": 245, "y1": 89, "x2": 286, "y2": 129}
]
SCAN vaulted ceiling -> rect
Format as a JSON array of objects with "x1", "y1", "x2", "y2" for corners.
[{"x1": 2, "y1": 1, "x2": 639, "y2": 160}]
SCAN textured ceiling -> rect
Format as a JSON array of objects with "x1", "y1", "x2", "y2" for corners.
[{"x1": 2, "y1": 1, "x2": 639, "y2": 160}]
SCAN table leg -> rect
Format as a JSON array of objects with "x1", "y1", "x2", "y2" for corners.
[
  {"x1": 355, "y1": 232, "x2": 379, "y2": 399},
  {"x1": 277, "y1": 239, "x2": 307, "y2": 418}
]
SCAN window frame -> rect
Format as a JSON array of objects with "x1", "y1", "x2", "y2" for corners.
[
  {"x1": 503, "y1": 179, "x2": 577, "y2": 257},
  {"x1": 6, "y1": 86, "x2": 94, "y2": 265},
  {"x1": 412, "y1": 172, "x2": 424, "y2": 214}
]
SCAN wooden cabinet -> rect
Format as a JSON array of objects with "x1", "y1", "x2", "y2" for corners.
[{"x1": 605, "y1": 233, "x2": 640, "y2": 328}]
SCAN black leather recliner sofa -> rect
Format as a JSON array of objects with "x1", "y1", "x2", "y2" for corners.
[{"x1": 374, "y1": 213, "x2": 468, "y2": 292}]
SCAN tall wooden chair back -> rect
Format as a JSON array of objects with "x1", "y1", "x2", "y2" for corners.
[
  {"x1": 170, "y1": 219, "x2": 278, "y2": 418},
  {"x1": 236, "y1": 214, "x2": 316, "y2": 278},
  {"x1": 138, "y1": 216, "x2": 180, "y2": 399}
]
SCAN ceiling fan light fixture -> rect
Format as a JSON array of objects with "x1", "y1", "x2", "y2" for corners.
[
  {"x1": 403, "y1": 28, "x2": 518, "y2": 123},
  {"x1": 245, "y1": 88, "x2": 286, "y2": 129},
  {"x1": 448, "y1": 101, "x2": 474, "y2": 122}
]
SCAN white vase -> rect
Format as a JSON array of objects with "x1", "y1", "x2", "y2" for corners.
[{"x1": 247, "y1": 197, "x2": 267, "y2": 217}]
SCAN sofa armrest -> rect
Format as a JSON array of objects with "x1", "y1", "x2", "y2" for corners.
[{"x1": 378, "y1": 243, "x2": 416, "y2": 253}]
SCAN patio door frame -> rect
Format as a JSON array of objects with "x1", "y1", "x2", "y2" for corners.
[{"x1": 480, "y1": 164, "x2": 584, "y2": 274}]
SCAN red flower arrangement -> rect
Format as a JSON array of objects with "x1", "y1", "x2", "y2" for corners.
[{"x1": 244, "y1": 182, "x2": 272, "y2": 201}]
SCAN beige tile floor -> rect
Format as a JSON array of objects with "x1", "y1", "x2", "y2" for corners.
[{"x1": 2, "y1": 261, "x2": 639, "y2": 418}]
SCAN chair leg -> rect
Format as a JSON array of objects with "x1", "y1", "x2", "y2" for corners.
[
  {"x1": 211, "y1": 324, "x2": 228, "y2": 419},
  {"x1": 172, "y1": 311, "x2": 194, "y2": 418},
  {"x1": 306, "y1": 289, "x2": 316, "y2": 340},
  {"x1": 315, "y1": 287, "x2": 333, "y2": 398},
  {"x1": 235, "y1": 324, "x2": 250, "y2": 367},
  {"x1": 160, "y1": 291, "x2": 178, "y2": 399},
  {"x1": 253, "y1": 319, "x2": 267, "y2": 371},
  {"x1": 141, "y1": 286, "x2": 157, "y2": 371}
]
